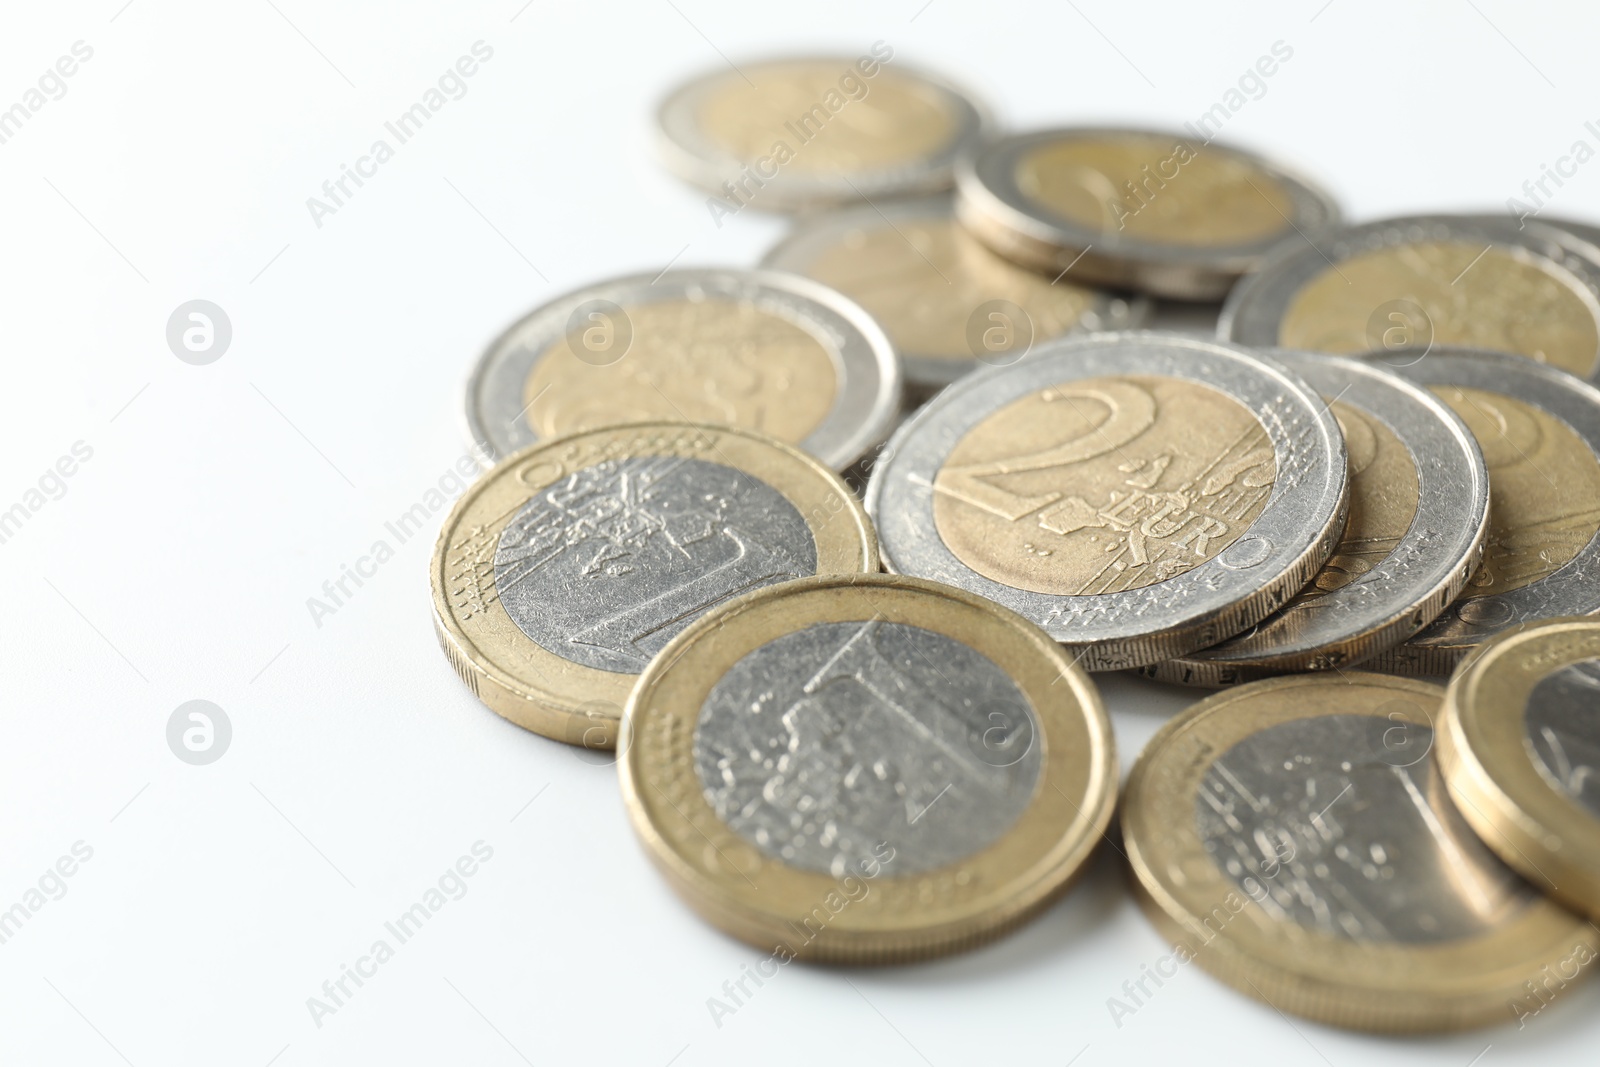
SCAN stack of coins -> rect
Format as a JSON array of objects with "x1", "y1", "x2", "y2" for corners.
[{"x1": 430, "y1": 51, "x2": 1600, "y2": 1032}]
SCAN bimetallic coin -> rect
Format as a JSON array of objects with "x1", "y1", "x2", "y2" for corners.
[
  {"x1": 957, "y1": 127, "x2": 1340, "y2": 300},
  {"x1": 1124, "y1": 673, "x2": 1598, "y2": 1032},
  {"x1": 464, "y1": 269, "x2": 901, "y2": 472},
  {"x1": 431, "y1": 422, "x2": 877, "y2": 749},
  {"x1": 1151, "y1": 352, "x2": 1489, "y2": 684},
  {"x1": 1221, "y1": 215, "x2": 1600, "y2": 383},
  {"x1": 657, "y1": 54, "x2": 986, "y2": 212},
  {"x1": 865, "y1": 333, "x2": 1349, "y2": 670},
  {"x1": 1442, "y1": 617, "x2": 1600, "y2": 919},
  {"x1": 618, "y1": 573, "x2": 1116, "y2": 962},
  {"x1": 761, "y1": 195, "x2": 1146, "y2": 388},
  {"x1": 1367, "y1": 349, "x2": 1600, "y2": 674}
]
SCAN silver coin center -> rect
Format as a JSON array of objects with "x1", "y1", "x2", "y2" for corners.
[
  {"x1": 493, "y1": 457, "x2": 818, "y2": 674},
  {"x1": 694, "y1": 620, "x2": 1043, "y2": 878},
  {"x1": 1526, "y1": 658, "x2": 1600, "y2": 818},
  {"x1": 1195, "y1": 713, "x2": 1529, "y2": 944}
]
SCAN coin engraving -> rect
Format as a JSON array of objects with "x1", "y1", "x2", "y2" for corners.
[
  {"x1": 493, "y1": 456, "x2": 818, "y2": 674},
  {"x1": 1197, "y1": 713, "x2": 1530, "y2": 943},
  {"x1": 931, "y1": 375, "x2": 1275, "y2": 596},
  {"x1": 1279, "y1": 242, "x2": 1600, "y2": 377},
  {"x1": 694, "y1": 620, "x2": 1042, "y2": 878},
  {"x1": 1525, "y1": 659, "x2": 1600, "y2": 818}
]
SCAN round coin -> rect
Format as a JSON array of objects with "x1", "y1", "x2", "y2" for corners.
[
  {"x1": 956, "y1": 127, "x2": 1340, "y2": 300},
  {"x1": 1365, "y1": 349, "x2": 1600, "y2": 674},
  {"x1": 656, "y1": 52, "x2": 985, "y2": 212},
  {"x1": 761, "y1": 194, "x2": 1146, "y2": 389},
  {"x1": 865, "y1": 332, "x2": 1349, "y2": 670},
  {"x1": 1124, "y1": 673, "x2": 1599, "y2": 1032},
  {"x1": 1149, "y1": 352, "x2": 1489, "y2": 685},
  {"x1": 618, "y1": 573, "x2": 1115, "y2": 962},
  {"x1": 1441, "y1": 616, "x2": 1600, "y2": 919},
  {"x1": 464, "y1": 269, "x2": 901, "y2": 471},
  {"x1": 1220, "y1": 215, "x2": 1600, "y2": 383},
  {"x1": 431, "y1": 422, "x2": 877, "y2": 749}
]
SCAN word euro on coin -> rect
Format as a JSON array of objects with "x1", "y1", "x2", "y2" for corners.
[
  {"x1": 1441, "y1": 616, "x2": 1600, "y2": 919},
  {"x1": 1368, "y1": 349, "x2": 1600, "y2": 674},
  {"x1": 431, "y1": 422, "x2": 877, "y2": 749},
  {"x1": 657, "y1": 50, "x2": 986, "y2": 214},
  {"x1": 957, "y1": 127, "x2": 1340, "y2": 300},
  {"x1": 464, "y1": 269, "x2": 901, "y2": 471},
  {"x1": 1123, "y1": 673, "x2": 1598, "y2": 1033},
  {"x1": 1151, "y1": 351, "x2": 1489, "y2": 685},
  {"x1": 762, "y1": 194, "x2": 1146, "y2": 389},
  {"x1": 619, "y1": 573, "x2": 1115, "y2": 963},
  {"x1": 1221, "y1": 215, "x2": 1600, "y2": 383},
  {"x1": 865, "y1": 333, "x2": 1348, "y2": 670}
]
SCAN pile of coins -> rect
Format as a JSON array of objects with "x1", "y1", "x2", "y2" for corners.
[{"x1": 430, "y1": 53, "x2": 1600, "y2": 1032}]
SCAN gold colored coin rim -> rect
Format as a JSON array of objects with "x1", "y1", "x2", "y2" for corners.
[
  {"x1": 430, "y1": 421, "x2": 878, "y2": 750},
  {"x1": 618, "y1": 572, "x2": 1117, "y2": 964},
  {"x1": 1123, "y1": 672, "x2": 1597, "y2": 1032},
  {"x1": 1441, "y1": 616, "x2": 1600, "y2": 917}
]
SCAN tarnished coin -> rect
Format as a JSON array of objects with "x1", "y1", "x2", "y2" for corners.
[
  {"x1": 431, "y1": 422, "x2": 877, "y2": 749},
  {"x1": 619, "y1": 573, "x2": 1115, "y2": 962},
  {"x1": 956, "y1": 127, "x2": 1340, "y2": 300},
  {"x1": 761, "y1": 194, "x2": 1146, "y2": 388},
  {"x1": 1367, "y1": 349, "x2": 1600, "y2": 674},
  {"x1": 1124, "y1": 673, "x2": 1598, "y2": 1033},
  {"x1": 865, "y1": 332, "x2": 1349, "y2": 670},
  {"x1": 464, "y1": 269, "x2": 901, "y2": 471},
  {"x1": 1150, "y1": 352, "x2": 1489, "y2": 685},
  {"x1": 657, "y1": 52, "x2": 985, "y2": 212},
  {"x1": 1221, "y1": 215, "x2": 1600, "y2": 383},
  {"x1": 1442, "y1": 617, "x2": 1600, "y2": 920}
]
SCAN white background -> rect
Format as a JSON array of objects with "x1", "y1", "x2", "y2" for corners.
[{"x1": 3, "y1": 1, "x2": 1599, "y2": 1064}]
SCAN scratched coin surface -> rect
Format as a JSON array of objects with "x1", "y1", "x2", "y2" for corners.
[
  {"x1": 431, "y1": 422, "x2": 877, "y2": 749},
  {"x1": 1151, "y1": 352, "x2": 1489, "y2": 685},
  {"x1": 619, "y1": 573, "x2": 1115, "y2": 962},
  {"x1": 1441, "y1": 617, "x2": 1600, "y2": 919},
  {"x1": 761, "y1": 194, "x2": 1146, "y2": 387},
  {"x1": 1124, "y1": 673, "x2": 1597, "y2": 1032},
  {"x1": 956, "y1": 127, "x2": 1340, "y2": 300},
  {"x1": 465, "y1": 269, "x2": 901, "y2": 471},
  {"x1": 865, "y1": 333, "x2": 1349, "y2": 670},
  {"x1": 1221, "y1": 215, "x2": 1600, "y2": 383},
  {"x1": 1365, "y1": 349, "x2": 1600, "y2": 674},
  {"x1": 656, "y1": 54, "x2": 986, "y2": 211}
]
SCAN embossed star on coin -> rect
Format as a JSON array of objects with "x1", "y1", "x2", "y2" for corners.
[
  {"x1": 865, "y1": 333, "x2": 1349, "y2": 670},
  {"x1": 957, "y1": 127, "x2": 1340, "y2": 300},
  {"x1": 618, "y1": 573, "x2": 1116, "y2": 963},
  {"x1": 762, "y1": 194, "x2": 1146, "y2": 389},
  {"x1": 1441, "y1": 616, "x2": 1600, "y2": 919},
  {"x1": 1221, "y1": 215, "x2": 1600, "y2": 383},
  {"x1": 1151, "y1": 351, "x2": 1489, "y2": 684},
  {"x1": 656, "y1": 54, "x2": 986, "y2": 212},
  {"x1": 1366, "y1": 349, "x2": 1600, "y2": 674},
  {"x1": 1124, "y1": 673, "x2": 1598, "y2": 1032},
  {"x1": 464, "y1": 269, "x2": 902, "y2": 472},
  {"x1": 431, "y1": 422, "x2": 877, "y2": 749}
]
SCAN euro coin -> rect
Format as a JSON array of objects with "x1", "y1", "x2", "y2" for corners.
[
  {"x1": 618, "y1": 573, "x2": 1116, "y2": 963},
  {"x1": 1151, "y1": 351, "x2": 1489, "y2": 684},
  {"x1": 1124, "y1": 673, "x2": 1598, "y2": 1032},
  {"x1": 956, "y1": 127, "x2": 1340, "y2": 300},
  {"x1": 1441, "y1": 616, "x2": 1600, "y2": 919},
  {"x1": 761, "y1": 194, "x2": 1145, "y2": 389},
  {"x1": 464, "y1": 269, "x2": 901, "y2": 472},
  {"x1": 1367, "y1": 349, "x2": 1600, "y2": 674},
  {"x1": 1221, "y1": 215, "x2": 1600, "y2": 384},
  {"x1": 431, "y1": 422, "x2": 877, "y2": 749},
  {"x1": 865, "y1": 332, "x2": 1349, "y2": 670}
]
